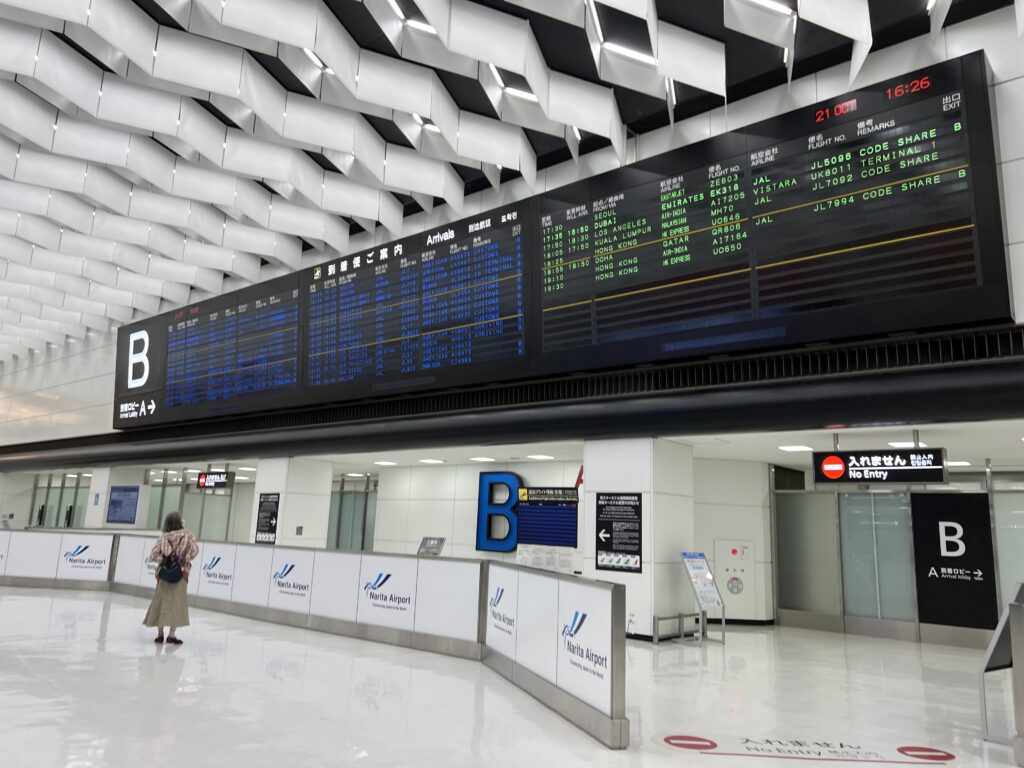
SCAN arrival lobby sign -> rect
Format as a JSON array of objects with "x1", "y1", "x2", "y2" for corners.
[{"x1": 910, "y1": 493, "x2": 998, "y2": 630}]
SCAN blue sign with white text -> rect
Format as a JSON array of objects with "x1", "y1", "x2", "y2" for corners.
[{"x1": 476, "y1": 472, "x2": 579, "y2": 552}]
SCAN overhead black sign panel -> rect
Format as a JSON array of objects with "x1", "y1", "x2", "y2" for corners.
[
  {"x1": 911, "y1": 493, "x2": 998, "y2": 630},
  {"x1": 596, "y1": 492, "x2": 642, "y2": 573},
  {"x1": 812, "y1": 449, "x2": 947, "y2": 484},
  {"x1": 196, "y1": 472, "x2": 234, "y2": 489},
  {"x1": 114, "y1": 53, "x2": 1007, "y2": 430}
]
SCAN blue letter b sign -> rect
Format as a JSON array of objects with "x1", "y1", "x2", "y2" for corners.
[{"x1": 476, "y1": 472, "x2": 521, "y2": 552}]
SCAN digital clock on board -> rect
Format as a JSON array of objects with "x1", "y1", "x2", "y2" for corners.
[{"x1": 886, "y1": 75, "x2": 931, "y2": 100}]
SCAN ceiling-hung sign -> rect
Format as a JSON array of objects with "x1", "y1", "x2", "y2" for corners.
[{"x1": 812, "y1": 449, "x2": 946, "y2": 484}]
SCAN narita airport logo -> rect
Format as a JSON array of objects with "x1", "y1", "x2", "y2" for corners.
[
  {"x1": 562, "y1": 610, "x2": 608, "y2": 675},
  {"x1": 272, "y1": 563, "x2": 309, "y2": 593},
  {"x1": 488, "y1": 587, "x2": 515, "y2": 634},
  {"x1": 363, "y1": 572, "x2": 412, "y2": 609},
  {"x1": 202, "y1": 555, "x2": 231, "y2": 583},
  {"x1": 63, "y1": 544, "x2": 106, "y2": 569}
]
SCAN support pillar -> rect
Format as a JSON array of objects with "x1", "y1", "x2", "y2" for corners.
[
  {"x1": 582, "y1": 438, "x2": 694, "y2": 637},
  {"x1": 249, "y1": 458, "x2": 333, "y2": 548}
]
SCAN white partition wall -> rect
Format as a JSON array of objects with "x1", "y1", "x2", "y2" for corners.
[
  {"x1": 514, "y1": 569, "x2": 559, "y2": 685},
  {"x1": 481, "y1": 562, "x2": 628, "y2": 748},
  {"x1": 5, "y1": 531, "x2": 62, "y2": 579},
  {"x1": 356, "y1": 554, "x2": 418, "y2": 631},
  {"x1": 268, "y1": 548, "x2": 315, "y2": 614},
  {"x1": 55, "y1": 534, "x2": 113, "y2": 582},
  {"x1": 309, "y1": 551, "x2": 361, "y2": 622},
  {"x1": 414, "y1": 558, "x2": 481, "y2": 642},
  {"x1": 556, "y1": 579, "x2": 615, "y2": 716},
  {"x1": 113, "y1": 535, "x2": 144, "y2": 585},
  {"x1": 2, "y1": 532, "x2": 113, "y2": 582},
  {"x1": 231, "y1": 545, "x2": 274, "y2": 607},
  {"x1": 197, "y1": 543, "x2": 237, "y2": 601},
  {"x1": 137, "y1": 537, "x2": 158, "y2": 588},
  {"x1": 0, "y1": 530, "x2": 10, "y2": 575},
  {"x1": 0, "y1": 531, "x2": 627, "y2": 749}
]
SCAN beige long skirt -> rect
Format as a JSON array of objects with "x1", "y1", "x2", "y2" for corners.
[{"x1": 143, "y1": 579, "x2": 190, "y2": 628}]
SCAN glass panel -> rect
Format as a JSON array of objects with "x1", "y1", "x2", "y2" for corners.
[
  {"x1": 839, "y1": 493, "x2": 880, "y2": 619},
  {"x1": 775, "y1": 493, "x2": 842, "y2": 614},
  {"x1": 200, "y1": 492, "x2": 231, "y2": 542},
  {"x1": 228, "y1": 484, "x2": 254, "y2": 543},
  {"x1": 147, "y1": 477, "x2": 165, "y2": 529},
  {"x1": 327, "y1": 490, "x2": 341, "y2": 550},
  {"x1": 994, "y1": 492, "x2": 1024, "y2": 604},
  {"x1": 872, "y1": 493, "x2": 916, "y2": 621},
  {"x1": 167, "y1": 485, "x2": 191, "y2": 530},
  {"x1": 339, "y1": 493, "x2": 359, "y2": 551},
  {"x1": 43, "y1": 479, "x2": 62, "y2": 528},
  {"x1": 364, "y1": 491, "x2": 377, "y2": 551},
  {"x1": 73, "y1": 485, "x2": 89, "y2": 528}
]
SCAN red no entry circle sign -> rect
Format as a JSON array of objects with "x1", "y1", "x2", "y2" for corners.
[
  {"x1": 897, "y1": 746, "x2": 955, "y2": 762},
  {"x1": 665, "y1": 735, "x2": 718, "y2": 751},
  {"x1": 821, "y1": 454, "x2": 846, "y2": 480}
]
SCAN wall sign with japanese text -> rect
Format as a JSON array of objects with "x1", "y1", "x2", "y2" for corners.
[
  {"x1": 255, "y1": 493, "x2": 279, "y2": 545},
  {"x1": 595, "y1": 493, "x2": 642, "y2": 572},
  {"x1": 812, "y1": 449, "x2": 947, "y2": 484},
  {"x1": 910, "y1": 492, "x2": 998, "y2": 630}
]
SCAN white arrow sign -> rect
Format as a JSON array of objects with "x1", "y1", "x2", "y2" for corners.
[
  {"x1": 148, "y1": 399, "x2": 156, "y2": 414},
  {"x1": 974, "y1": 569, "x2": 983, "y2": 579},
  {"x1": 598, "y1": 529, "x2": 609, "y2": 542}
]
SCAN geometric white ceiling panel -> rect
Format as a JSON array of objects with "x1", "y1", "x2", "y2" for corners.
[{"x1": 0, "y1": 0, "x2": 963, "y2": 367}]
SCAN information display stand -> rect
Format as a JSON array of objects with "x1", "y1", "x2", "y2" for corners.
[{"x1": 680, "y1": 552, "x2": 725, "y2": 647}]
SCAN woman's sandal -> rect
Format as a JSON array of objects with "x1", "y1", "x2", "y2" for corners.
[
  {"x1": 166, "y1": 637, "x2": 183, "y2": 645},
  {"x1": 154, "y1": 636, "x2": 164, "y2": 644}
]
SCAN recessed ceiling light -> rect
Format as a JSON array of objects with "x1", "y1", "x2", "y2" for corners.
[
  {"x1": 210, "y1": 467, "x2": 226, "y2": 472},
  {"x1": 470, "y1": 457, "x2": 495, "y2": 462},
  {"x1": 889, "y1": 442, "x2": 926, "y2": 448},
  {"x1": 527, "y1": 454, "x2": 555, "y2": 460},
  {"x1": 236, "y1": 476, "x2": 249, "y2": 481},
  {"x1": 374, "y1": 461, "x2": 398, "y2": 466},
  {"x1": 946, "y1": 461, "x2": 971, "y2": 467},
  {"x1": 238, "y1": 466, "x2": 257, "y2": 472},
  {"x1": 419, "y1": 459, "x2": 445, "y2": 464},
  {"x1": 386, "y1": 0, "x2": 404, "y2": 18},
  {"x1": 82, "y1": 473, "x2": 92, "y2": 478},
  {"x1": 65, "y1": 474, "x2": 77, "y2": 478},
  {"x1": 346, "y1": 472, "x2": 368, "y2": 477},
  {"x1": 778, "y1": 445, "x2": 813, "y2": 452},
  {"x1": 187, "y1": 469, "x2": 201, "y2": 473}
]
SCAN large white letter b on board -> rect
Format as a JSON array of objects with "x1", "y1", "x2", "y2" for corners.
[
  {"x1": 127, "y1": 330, "x2": 149, "y2": 389},
  {"x1": 939, "y1": 521, "x2": 966, "y2": 557}
]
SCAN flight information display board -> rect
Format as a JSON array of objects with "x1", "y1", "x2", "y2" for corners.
[
  {"x1": 535, "y1": 52, "x2": 1006, "y2": 372},
  {"x1": 112, "y1": 53, "x2": 1007, "y2": 429},
  {"x1": 303, "y1": 206, "x2": 525, "y2": 402},
  {"x1": 113, "y1": 205, "x2": 527, "y2": 427}
]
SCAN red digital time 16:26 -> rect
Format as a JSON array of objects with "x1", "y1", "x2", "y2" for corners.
[
  {"x1": 815, "y1": 98, "x2": 857, "y2": 123},
  {"x1": 886, "y1": 75, "x2": 931, "y2": 100}
]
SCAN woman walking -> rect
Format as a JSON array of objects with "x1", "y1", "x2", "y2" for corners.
[{"x1": 143, "y1": 512, "x2": 199, "y2": 645}]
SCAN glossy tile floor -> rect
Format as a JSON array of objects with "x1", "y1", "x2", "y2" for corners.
[{"x1": 0, "y1": 587, "x2": 1017, "y2": 768}]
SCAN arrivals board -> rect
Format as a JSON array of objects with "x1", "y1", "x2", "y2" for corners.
[
  {"x1": 535, "y1": 52, "x2": 1005, "y2": 372},
  {"x1": 113, "y1": 53, "x2": 1007, "y2": 429}
]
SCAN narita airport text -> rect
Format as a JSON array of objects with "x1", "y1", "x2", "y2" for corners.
[
  {"x1": 565, "y1": 639, "x2": 609, "y2": 670},
  {"x1": 367, "y1": 590, "x2": 412, "y2": 606}
]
